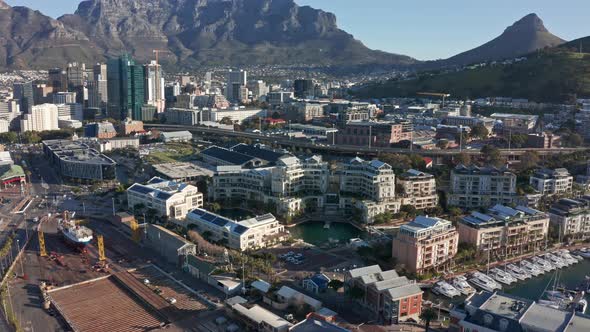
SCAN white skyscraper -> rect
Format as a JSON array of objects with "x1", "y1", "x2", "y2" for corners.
[
  {"x1": 145, "y1": 61, "x2": 165, "y2": 113},
  {"x1": 20, "y1": 104, "x2": 59, "y2": 132}
]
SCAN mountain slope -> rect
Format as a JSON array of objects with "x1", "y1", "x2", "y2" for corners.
[
  {"x1": 0, "y1": 1, "x2": 101, "y2": 68},
  {"x1": 0, "y1": 0, "x2": 417, "y2": 69},
  {"x1": 435, "y1": 13, "x2": 565, "y2": 67},
  {"x1": 355, "y1": 48, "x2": 590, "y2": 103}
]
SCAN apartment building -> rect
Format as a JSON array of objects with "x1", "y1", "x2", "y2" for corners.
[
  {"x1": 339, "y1": 158, "x2": 396, "y2": 202},
  {"x1": 397, "y1": 169, "x2": 438, "y2": 209},
  {"x1": 164, "y1": 108, "x2": 202, "y2": 126},
  {"x1": 448, "y1": 165, "x2": 517, "y2": 209},
  {"x1": 529, "y1": 168, "x2": 573, "y2": 196},
  {"x1": 186, "y1": 208, "x2": 286, "y2": 251},
  {"x1": 458, "y1": 205, "x2": 549, "y2": 257},
  {"x1": 335, "y1": 122, "x2": 411, "y2": 147},
  {"x1": 210, "y1": 155, "x2": 329, "y2": 216},
  {"x1": 393, "y1": 216, "x2": 458, "y2": 274},
  {"x1": 490, "y1": 113, "x2": 538, "y2": 135},
  {"x1": 344, "y1": 265, "x2": 422, "y2": 324},
  {"x1": 20, "y1": 104, "x2": 59, "y2": 132},
  {"x1": 127, "y1": 177, "x2": 204, "y2": 220},
  {"x1": 284, "y1": 102, "x2": 325, "y2": 122},
  {"x1": 548, "y1": 197, "x2": 590, "y2": 240}
]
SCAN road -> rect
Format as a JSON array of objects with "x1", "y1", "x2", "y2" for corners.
[{"x1": 144, "y1": 123, "x2": 588, "y2": 157}]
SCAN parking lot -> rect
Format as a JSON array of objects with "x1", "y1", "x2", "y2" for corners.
[{"x1": 266, "y1": 246, "x2": 353, "y2": 274}]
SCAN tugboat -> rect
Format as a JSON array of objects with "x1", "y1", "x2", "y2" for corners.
[{"x1": 57, "y1": 211, "x2": 93, "y2": 249}]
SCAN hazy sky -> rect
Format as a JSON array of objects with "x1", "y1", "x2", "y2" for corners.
[{"x1": 6, "y1": 0, "x2": 590, "y2": 60}]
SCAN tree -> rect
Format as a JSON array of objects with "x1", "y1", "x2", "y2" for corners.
[
  {"x1": 420, "y1": 307, "x2": 438, "y2": 332},
  {"x1": 347, "y1": 286, "x2": 365, "y2": 300},
  {"x1": 519, "y1": 151, "x2": 540, "y2": 171},
  {"x1": 436, "y1": 139, "x2": 449, "y2": 150},
  {"x1": 481, "y1": 145, "x2": 504, "y2": 167},
  {"x1": 22, "y1": 131, "x2": 41, "y2": 144},
  {"x1": 454, "y1": 153, "x2": 471, "y2": 166},
  {"x1": 327, "y1": 279, "x2": 344, "y2": 292},
  {"x1": 565, "y1": 133, "x2": 584, "y2": 147},
  {"x1": 470, "y1": 124, "x2": 489, "y2": 140},
  {"x1": 0, "y1": 132, "x2": 17, "y2": 144},
  {"x1": 508, "y1": 134, "x2": 528, "y2": 148},
  {"x1": 220, "y1": 117, "x2": 234, "y2": 125}
]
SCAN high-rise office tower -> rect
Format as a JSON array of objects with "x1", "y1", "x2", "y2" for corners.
[
  {"x1": 13, "y1": 81, "x2": 34, "y2": 114},
  {"x1": 294, "y1": 79, "x2": 315, "y2": 99},
  {"x1": 67, "y1": 62, "x2": 86, "y2": 89},
  {"x1": 93, "y1": 63, "x2": 108, "y2": 81},
  {"x1": 144, "y1": 61, "x2": 165, "y2": 113},
  {"x1": 48, "y1": 68, "x2": 68, "y2": 92},
  {"x1": 107, "y1": 55, "x2": 146, "y2": 120},
  {"x1": 225, "y1": 69, "x2": 247, "y2": 102}
]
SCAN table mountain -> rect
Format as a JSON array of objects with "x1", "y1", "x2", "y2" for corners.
[
  {"x1": 0, "y1": 0, "x2": 417, "y2": 69},
  {"x1": 435, "y1": 13, "x2": 565, "y2": 67}
]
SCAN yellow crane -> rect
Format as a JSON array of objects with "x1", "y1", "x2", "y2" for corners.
[
  {"x1": 417, "y1": 92, "x2": 451, "y2": 107},
  {"x1": 130, "y1": 219, "x2": 141, "y2": 243},
  {"x1": 38, "y1": 230, "x2": 47, "y2": 257},
  {"x1": 97, "y1": 235, "x2": 106, "y2": 261}
]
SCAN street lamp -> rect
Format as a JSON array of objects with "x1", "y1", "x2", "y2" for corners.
[{"x1": 16, "y1": 239, "x2": 24, "y2": 278}]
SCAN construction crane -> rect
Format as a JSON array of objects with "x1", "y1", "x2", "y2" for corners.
[
  {"x1": 417, "y1": 92, "x2": 451, "y2": 107},
  {"x1": 38, "y1": 230, "x2": 47, "y2": 257},
  {"x1": 152, "y1": 49, "x2": 171, "y2": 111},
  {"x1": 97, "y1": 235, "x2": 106, "y2": 261}
]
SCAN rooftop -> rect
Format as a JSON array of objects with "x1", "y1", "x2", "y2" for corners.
[
  {"x1": 187, "y1": 208, "x2": 277, "y2": 236},
  {"x1": 462, "y1": 205, "x2": 546, "y2": 227},
  {"x1": 290, "y1": 317, "x2": 350, "y2": 332},
  {"x1": 228, "y1": 297, "x2": 292, "y2": 329},
  {"x1": 453, "y1": 164, "x2": 513, "y2": 176},
  {"x1": 43, "y1": 139, "x2": 116, "y2": 166},
  {"x1": 153, "y1": 162, "x2": 214, "y2": 179},
  {"x1": 231, "y1": 143, "x2": 286, "y2": 163},
  {"x1": 201, "y1": 146, "x2": 257, "y2": 166}
]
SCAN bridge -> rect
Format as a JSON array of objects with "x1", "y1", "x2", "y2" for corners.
[{"x1": 145, "y1": 124, "x2": 588, "y2": 158}]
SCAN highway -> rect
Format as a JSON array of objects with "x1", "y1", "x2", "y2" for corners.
[{"x1": 145, "y1": 124, "x2": 588, "y2": 157}]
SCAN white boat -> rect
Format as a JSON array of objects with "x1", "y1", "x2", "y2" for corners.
[
  {"x1": 57, "y1": 219, "x2": 93, "y2": 248},
  {"x1": 572, "y1": 254, "x2": 584, "y2": 261},
  {"x1": 576, "y1": 299, "x2": 588, "y2": 314},
  {"x1": 432, "y1": 281, "x2": 461, "y2": 298},
  {"x1": 490, "y1": 268, "x2": 517, "y2": 285},
  {"x1": 505, "y1": 264, "x2": 531, "y2": 280},
  {"x1": 520, "y1": 260, "x2": 544, "y2": 277},
  {"x1": 451, "y1": 276, "x2": 476, "y2": 296},
  {"x1": 532, "y1": 257, "x2": 555, "y2": 271},
  {"x1": 469, "y1": 272, "x2": 502, "y2": 292},
  {"x1": 556, "y1": 251, "x2": 579, "y2": 265},
  {"x1": 577, "y1": 248, "x2": 590, "y2": 259},
  {"x1": 544, "y1": 254, "x2": 567, "y2": 268}
]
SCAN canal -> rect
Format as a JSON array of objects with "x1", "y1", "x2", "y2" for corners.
[{"x1": 289, "y1": 220, "x2": 366, "y2": 246}]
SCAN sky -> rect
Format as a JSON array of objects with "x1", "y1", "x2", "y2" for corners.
[{"x1": 6, "y1": 0, "x2": 590, "y2": 60}]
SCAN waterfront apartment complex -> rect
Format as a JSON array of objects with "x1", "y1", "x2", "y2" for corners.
[
  {"x1": 529, "y1": 168, "x2": 573, "y2": 196},
  {"x1": 392, "y1": 216, "x2": 458, "y2": 274},
  {"x1": 344, "y1": 265, "x2": 422, "y2": 324},
  {"x1": 448, "y1": 165, "x2": 517, "y2": 209},
  {"x1": 548, "y1": 197, "x2": 590, "y2": 240},
  {"x1": 396, "y1": 169, "x2": 438, "y2": 209},
  {"x1": 458, "y1": 205, "x2": 549, "y2": 257},
  {"x1": 339, "y1": 158, "x2": 396, "y2": 202},
  {"x1": 186, "y1": 209, "x2": 286, "y2": 251},
  {"x1": 127, "y1": 177, "x2": 204, "y2": 220}
]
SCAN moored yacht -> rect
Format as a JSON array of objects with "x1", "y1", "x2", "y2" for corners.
[
  {"x1": 432, "y1": 281, "x2": 461, "y2": 298},
  {"x1": 532, "y1": 257, "x2": 555, "y2": 271},
  {"x1": 544, "y1": 253, "x2": 567, "y2": 268},
  {"x1": 505, "y1": 264, "x2": 531, "y2": 280},
  {"x1": 469, "y1": 272, "x2": 502, "y2": 292},
  {"x1": 489, "y1": 268, "x2": 517, "y2": 285},
  {"x1": 556, "y1": 250, "x2": 579, "y2": 265},
  {"x1": 451, "y1": 276, "x2": 476, "y2": 296},
  {"x1": 576, "y1": 248, "x2": 590, "y2": 259},
  {"x1": 520, "y1": 260, "x2": 544, "y2": 277}
]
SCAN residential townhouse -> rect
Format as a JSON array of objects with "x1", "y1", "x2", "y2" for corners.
[
  {"x1": 448, "y1": 165, "x2": 517, "y2": 209},
  {"x1": 127, "y1": 177, "x2": 204, "y2": 220},
  {"x1": 458, "y1": 205, "x2": 549, "y2": 257},
  {"x1": 344, "y1": 265, "x2": 422, "y2": 324},
  {"x1": 392, "y1": 216, "x2": 458, "y2": 274}
]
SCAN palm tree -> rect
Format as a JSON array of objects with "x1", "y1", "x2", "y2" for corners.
[{"x1": 420, "y1": 307, "x2": 437, "y2": 332}]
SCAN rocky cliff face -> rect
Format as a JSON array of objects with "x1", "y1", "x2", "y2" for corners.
[
  {"x1": 438, "y1": 13, "x2": 565, "y2": 67},
  {"x1": 0, "y1": 0, "x2": 416, "y2": 69}
]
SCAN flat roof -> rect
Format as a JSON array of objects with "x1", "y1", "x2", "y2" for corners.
[
  {"x1": 478, "y1": 293, "x2": 533, "y2": 320},
  {"x1": 231, "y1": 143, "x2": 286, "y2": 163},
  {"x1": 153, "y1": 162, "x2": 214, "y2": 179},
  {"x1": 43, "y1": 139, "x2": 116, "y2": 166},
  {"x1": 201, "y1": 146, "x2": 256, "y2": 165}
]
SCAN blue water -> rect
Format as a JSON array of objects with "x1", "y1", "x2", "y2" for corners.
[{"x1": 290, "y1": 221, "x2": 365, "y2": 246}]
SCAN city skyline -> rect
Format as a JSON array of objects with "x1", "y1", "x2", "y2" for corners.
[{"x1": 5, "y1": 0, "x2": 590, "y2": 60}]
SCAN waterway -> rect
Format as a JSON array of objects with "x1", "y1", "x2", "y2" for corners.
[{"x1": 289, "y1": 220, "x2": 365, "y2": 246}]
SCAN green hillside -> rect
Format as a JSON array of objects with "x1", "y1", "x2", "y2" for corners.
[{"x1": 356, "y1": 49, "x2": 590, "y2": 102}]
